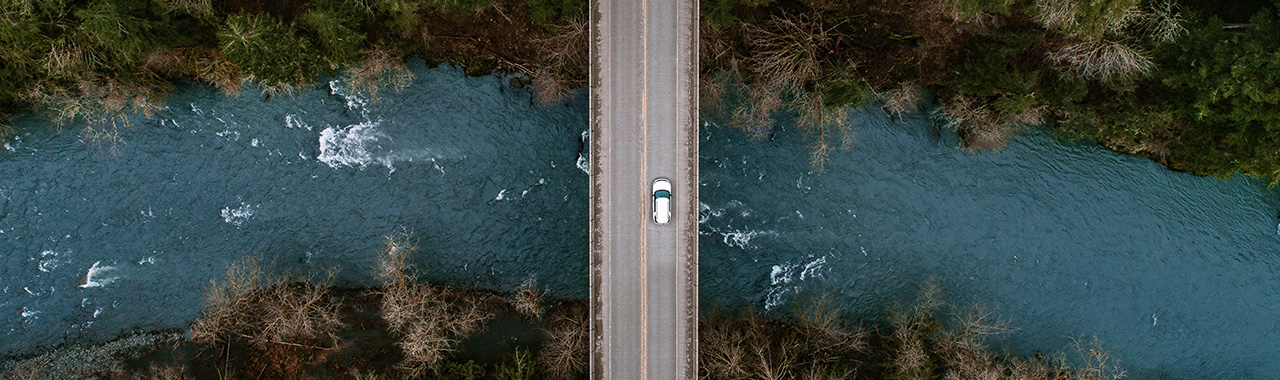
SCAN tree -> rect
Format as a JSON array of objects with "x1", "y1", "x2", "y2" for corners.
[
  {"x1": 218, "y1": 13, "x2": 325, "y2": 90},
  {"x1": 1161, "y1": 10, "x2": 1280, "y2": 180}
]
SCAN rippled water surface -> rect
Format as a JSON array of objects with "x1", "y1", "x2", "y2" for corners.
[
  {"x1": 2, "y1": 64, "x2": 1278, "y2": 378},
  {"x1": 1, "y1": 63, "x2": 591, "y2": 356},
  {"x1": 698, "y1": 106, "x2": 1280, "y2": 379}
]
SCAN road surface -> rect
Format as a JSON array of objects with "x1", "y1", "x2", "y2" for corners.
[{"x1": 588, "y1": 0, "x2": 699, "y2": 378}]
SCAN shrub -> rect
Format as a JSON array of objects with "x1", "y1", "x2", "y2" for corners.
[
  {"x1": 429, "y1": 360, "x2": 488, "y2": 380},
  {"x1": 75, "y1": 0, "x2": 157, "y2": 64},
  {"x1": 375, "y1": 0, "x2": 428, "y2": 31},
  {"x1": 344, "y1": 44, "x2": 415, "y2": 100},
  {"x1": 1048, "y1": 39, "x2": 1153, "y2": 80},
  {"x1": 190, "y1": 259, "x2": 343, "y2": 348},
  {"x1": 947, "y1": 0, "x2": 1014, "y2": 21},
  {"x1": 531, "y1": 15, "x2": 588, "y2": 104},
  {"x1": 302, "y1": 0, "x2": 372, "y2": 67},
  {"x1": 938, "y1": 93, "x2": 1016, "y2": 150},
  {"x1": 379, "y1": 230, "x2": 492, "y2": 372},
  {"x1": 1033, "y1": 0, "x2": 1143, "y2": 40},
  {"x1": 701, "y1": 0, "x2": 740, "y2": 29},
  {"x1": 527, "y1": 0, "x2": 587, "y2": 31},
  {"x1": 423, "y1": 0, "x2": 494, "y2": 14},
  {"x1": 493, "y1": 349, "x2": 540, "y2": 380},
  {"x1": 217, "y1": 13, "x2": 325, "y2": 91},
  {"x1": 539, "y1": 306, "x2": 588, "y2": 379},
  {"x1": 512, "y1": 277, "x2": 545, "y2": 319},
  {"x1": 879, "y1": 82, "x2": 925, "y2": 118},
  {"x1": 155, "y1": 0, "x2": 216, "y2": 21}
]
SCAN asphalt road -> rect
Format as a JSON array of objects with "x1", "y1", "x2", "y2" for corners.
[{"x1": 588, "y1": 0, "x2": 699, "y2": 378}]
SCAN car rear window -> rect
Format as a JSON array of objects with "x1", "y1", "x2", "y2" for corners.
[{"x1": 655, "y1": 190, "x2": 670, "y2": 198}]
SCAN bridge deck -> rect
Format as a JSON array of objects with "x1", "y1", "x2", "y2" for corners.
[{"x1": 588, "y1": 0, "x2": 699, "y2": 378}]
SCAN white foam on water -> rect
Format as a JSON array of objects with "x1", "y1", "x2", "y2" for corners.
[
  {"x1": 576, "y1": 130, "x2": 591, "y2": 174},
  {"x1": 698, "y1": 202, "x2": 724, "y2": 225},
  {"x1": 250, "y1": 138, "x2": 260, "y2": 147},
  {"x1": 221, "y1": 202, "x2": 257, "y2": 227},
  {"x1": 37, "y1": 250, "x2": 61, "y2": 273},
  {"x1": 764, "y1": 255, "x2": 830, "y2": 310},
  {"x1": 800, "y1": 256, "x2": 827, "y2": 280},
  {"x1": 20, "y1": 307, "x2": 39, "y2": 319},
  {"x1": 137, "y1": 256, "x2": 156, "y2": 265},
  {"x1": 765, "y1": 264, "x2": 797, "y2": 311},
  {"x1": 284, "y1": 114, "x2": 312, "y2": 131},
  {"x1": 329, "y1": 79, "x2": 369, "y2": 113},
  {"x1": 78, "y1": 261, "x2": 119, "y2": 288},
  {"x1": 495, "y1": 189, "x2": 509, "y2": 201},
  {"x1": 720, "y1": 229, "x2": 775, "y2": 249},
  {"x1": 214, "y1": 130, "x2": 240, "y2": 141},
  {"x1": 3, "y1": 142, "x2": 13, "y2": 152},
  {"x1": 317, "y1": 121, "x2": 393, "y2": 170}
]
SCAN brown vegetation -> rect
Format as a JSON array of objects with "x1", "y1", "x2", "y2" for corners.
[
  {"x1": 344, "y1": 45, "x2": 416, "y2": 101},
  {"x1": 539, "y1": 303, "x2": 589, "y2": 379},
  {"x1": 1046, "y1": 40, "x2": 1153, "y2": 80},
  {"x1": 879, "y1": 82, "x2": 925, "y2": 119},
  {"x1": 512, "y1": 277, "x2": 546, "y2": 319},
  {"x1": 531, "y1": 15, "x2": 589, "y2": 105},
  {"x1": 378, "y1": 230, "x2": 492, "y2": 373},
  {"x1": 938, "y1": 93, "x2": 1016, "y2": 150},
  {"x1": 191, "y1": 259, "x2": 344, "y2": 348}
]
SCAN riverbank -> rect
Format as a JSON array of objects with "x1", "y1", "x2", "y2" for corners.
[
  {"x1": 2, "y1": 236, "x2": 1128, "y2": 379},
  {"x1": 5, "y1": 0, "x2": 1280, "y2": 181},
  {"x1": 698, "y1": 0, "x2": 1280, "y2": 181},
  {"x1": 0, "y1": 0, "x2": 587, "y2": 142}
]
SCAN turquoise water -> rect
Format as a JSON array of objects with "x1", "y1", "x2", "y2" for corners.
[{"x1": 2, "y1": 64, "x2": 1278, "y2": 378}]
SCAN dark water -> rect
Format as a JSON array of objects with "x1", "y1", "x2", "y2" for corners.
[
  {"x1": 697, "y1": 106, "x2": 1280, "y2": 379},
  {"x1": 2, "y1": 64, "x2": 1278, "y2": 378},
  {"x1": 0, "y1": 62, "x2": 590, "y2": 356}
]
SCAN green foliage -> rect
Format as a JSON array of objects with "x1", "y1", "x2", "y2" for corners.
[
  {"x1": 303, "y1": 0, "x2": 371, "y2": 66},
  {"x1": 701, "y1": 0, "x2": 774, "y2": 28},
  {"x1": 153, "y1": 0, "x2": 216, "y2": 21},
  {"x1": 424, "y1": 0, "x2": 493, "y2": 14},
  {"x1": 813, "y1": 64, "x2": 872, "y2": 108},
  {"x1": 76, "y1": 0, "x2": 157, "y2": 63},
  {"x1": 492, "y1": 349, "x2": 540, "y2": 380},
  {"x1": 1039, "y1": 72, "x2": 1089, "y2": 105},
  {"x1": 1059, "y1": 100, "x2": 1177, "y2": 157},
  {"x1": 952, "y1": 31, "x2": 1043, "y2": 115},
  {"x1": 375, "y1": 0, "x2": 427, "y2": 31},
  {"x1": 218, "y1": 13, "x2": 325, "y2": 88},
  {"x1": 1159, "y1": 10, "x2": 1280, "y2": 181},
  {"x1": 701, "y1": 0, "x2": 738, "y2": 28},
  {"x1": 948, "y1": 0, "x2": 1013, "y2": 20},
  {"x1": 428, "y1": 360, "x2": 487, "y2": 380},
  {"x1": 526, "y1": 0, "x2": 586, "y2": 31},
  {"x1": 0, "y1": 15, "x2": 45, "y2": 104},
  {"x1": 1071, "y1": 0, "x2": 1141, "y2": 39}
]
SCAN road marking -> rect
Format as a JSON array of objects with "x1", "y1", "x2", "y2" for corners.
[{"x1": 639, "y1": 0, "x2": 650, "y2": 377}]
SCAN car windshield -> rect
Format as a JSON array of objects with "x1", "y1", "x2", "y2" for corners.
[{"x1": 655, "y1": 190, "x2": 670, "y2": 198}]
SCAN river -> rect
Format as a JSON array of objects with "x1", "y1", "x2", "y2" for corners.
[{"x1": 2, "y1": 63, "x2": 1277, "y2": 379}]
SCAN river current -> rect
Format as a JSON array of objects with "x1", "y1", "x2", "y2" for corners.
[{"x1": 1, "y1": 63, "x2": 1277, "y2": 378}]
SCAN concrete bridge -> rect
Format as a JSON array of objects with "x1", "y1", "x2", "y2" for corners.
[{"x1": 587, "y1": 0, "x2": 699, "y2": 378}]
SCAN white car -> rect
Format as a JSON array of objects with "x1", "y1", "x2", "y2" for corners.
[{"x1": 652, "y1": 178, "x2": 672, "y2": 225}]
